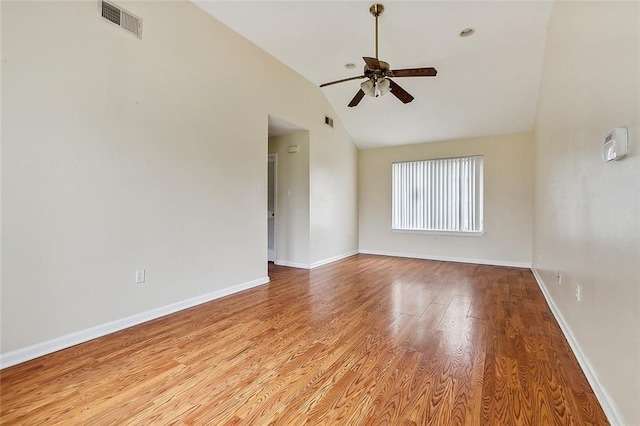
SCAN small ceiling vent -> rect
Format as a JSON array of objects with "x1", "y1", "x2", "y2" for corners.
[
  {"x1": 101, "y1": 1, "x2": 142, "y2": 39},
  {"x1": 324, "y1": 116, "x2": 334, "y2": 128}
]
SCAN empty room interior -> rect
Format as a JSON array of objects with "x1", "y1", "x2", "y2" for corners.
[{"x1": 1, "y1": 1, "x2": 638, "y2": 424}]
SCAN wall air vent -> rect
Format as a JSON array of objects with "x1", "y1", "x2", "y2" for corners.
[
  {"x1": 101, "y1": 1, "x2": 142, "y2": 39},
  {"x1": 324, "y1": 116, "x2": 334, "y2": 128}
]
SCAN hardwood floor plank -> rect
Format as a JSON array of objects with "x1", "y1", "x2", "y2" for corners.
[
  {"x1": 0, "y1": 255, "x2": 609, "y2": 425},
  {"x1": 358, "y1": 348, "x2": 421, "y2": 425}
]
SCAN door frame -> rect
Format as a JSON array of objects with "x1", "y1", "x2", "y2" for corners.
[{"x1": 267, "y1": 153, "x2": 277, "y2": 262}]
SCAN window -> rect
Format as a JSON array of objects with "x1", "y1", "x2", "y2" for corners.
[{"x1": 392, "y1": 155, "x2": 483, "y2": 233}]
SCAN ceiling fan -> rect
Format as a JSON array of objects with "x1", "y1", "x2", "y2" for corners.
[{"x1": 320, "y1": 4, "x2": 437, "y2": 107}]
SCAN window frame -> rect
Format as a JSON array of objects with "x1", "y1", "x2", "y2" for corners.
[{"x1": 391, "y1": 155, "x2": 485, "y2": 236}]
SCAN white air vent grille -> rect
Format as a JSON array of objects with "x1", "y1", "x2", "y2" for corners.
[{"x1": 101, "y1": 1, "x2": 142, "y2": 39}]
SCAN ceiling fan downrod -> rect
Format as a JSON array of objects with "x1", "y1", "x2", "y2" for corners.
[{"x1": 370, "y1": 4, "x2": 384, "y2": 59}]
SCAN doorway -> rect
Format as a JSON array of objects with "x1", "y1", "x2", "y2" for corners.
[
  {"x1": 267, "y1": 153, "x2": 277, "y2": 262},
  {"x1": 267, "y1": 115, "x2": 309, "y2": 268}
]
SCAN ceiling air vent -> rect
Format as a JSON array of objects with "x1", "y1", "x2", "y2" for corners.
[
  {"x1": 101, "y1": 1, "x2": 142, "y2": 39},
  {"x1": 324, "y1": 116, "x2": 334, "y2": 128}
]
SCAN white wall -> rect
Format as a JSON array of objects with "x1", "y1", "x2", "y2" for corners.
[
  {"x1": 532, "y1": 2, "x2": 639, "y2": 424},
  {"x1": 1, "y1": 1, "x2": 357, "y2": 358},
  {"x1": 359, "y1": 132, "x2": 534, "y2": 266},
  {"x1": 268, "y1": 126, "x2": 359, "y2": 269},
  {"x1": 309, "y1": 122, "x2": 359, "y2": 266},
  {"x1": 268, "y1": 132, "x2": 310, "y2": 267}
]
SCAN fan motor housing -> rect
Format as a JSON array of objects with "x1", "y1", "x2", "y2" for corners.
[{"x1": 364, "y1": 61, "x2": 391, "y2": 79}]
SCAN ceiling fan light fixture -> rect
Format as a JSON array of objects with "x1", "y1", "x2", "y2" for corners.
[
  {"x1": 378, "y1": 78, "x2": 391, "y2": 95},
  {"x1": 361, "y1": 79, "x2": 376, "y2": 97}
]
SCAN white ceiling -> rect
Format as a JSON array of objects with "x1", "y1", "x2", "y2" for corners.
[{"x1": 195, "y1": 1, "x2": 553, "y2": 149}]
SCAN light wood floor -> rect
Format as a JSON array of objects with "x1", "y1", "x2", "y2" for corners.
[{"x1": 1, "y1": 255, "x2": 608, "y2": 425}]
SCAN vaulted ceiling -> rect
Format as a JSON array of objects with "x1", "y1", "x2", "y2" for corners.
[{"x1": 195, "y1": 1, "x2": 553, "y2": 149}]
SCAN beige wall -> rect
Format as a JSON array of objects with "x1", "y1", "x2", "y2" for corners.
[
  {"x1": 310, "y1": 125, "x2": 359, "y2": 266},
  {"x1": 359, "y1": 132, "x2": 534, "y2": 266},
  {"x1": 1, "y1": 1, "x2": 357, "y2": 356},
  {"x1": 532, "y1": 2, "x2": 639, "y2": 424},
  {"x1": 268, "y1": 132, "x2": 310, "y2": 267}
]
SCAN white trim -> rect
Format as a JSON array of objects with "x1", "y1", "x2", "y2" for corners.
[
  {"x1": 392, "y1": 229, "x2": 485, "y2": 237},
  {"x1": 274, "y1": 260, "x2": 310, "y2": 269},
  {"x1": 310, "y1": 250, "x2": 359, "y2": 269},
  {"x1": 531, "y1": 268, "x2": 625, "y2": 426},
  {"x1": 0, "y1": 276, "x2": 270, "y2": 369},
  {"x1": 358, "y1": 249, "x2": 531, "y2": 268},
  {"x1": 267, "y1": 153, "x2": 277, "y2": 262}
]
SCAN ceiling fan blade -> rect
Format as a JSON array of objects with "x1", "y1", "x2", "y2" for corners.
[
  {"x1": 391, "y1": 67, "x2": 438, "y2": 78},
  {"x1": 320, "y1": 75, "x2": 365, "y2": 88},
  {"x1": 348, "y1": 89, "x2": 366, "y2": 107},
  {"x1": 388, "y1": 79, "x2": 414, "y2": 104},
  {"x1": 363, "y1": 56, "x2": 381, "y2": 70}
]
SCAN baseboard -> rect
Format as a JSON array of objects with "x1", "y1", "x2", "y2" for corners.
[
  {"x1": 0, "y1": 276, "x2": 270, "y2": 369},
  {"x1": 274, "y1": 260, "x2": 310, "y2": 269},
  {"x1": 310, "y1": 250, "x2": 359, "y2": 269},
  {"x1": 531, "y1": 268, "x2": 625, "y2": 426},
  {"x1": 358, "y1": 249, "x2": 531, "y2": 268}
]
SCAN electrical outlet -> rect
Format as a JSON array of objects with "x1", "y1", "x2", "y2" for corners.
[
  {"x1": 135, "y1": 269, "x2": 145, "y2": 283},
  {"x1": 575, "y1": 284, "x2": 581, "y2": 302},
  {"x1": 557, "y1": 271, "x2": 562, "y2": 285}
]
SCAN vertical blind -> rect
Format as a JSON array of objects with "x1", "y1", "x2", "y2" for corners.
[{"x1": 392, "y1": 155, "x2": 483, "y2": 232}]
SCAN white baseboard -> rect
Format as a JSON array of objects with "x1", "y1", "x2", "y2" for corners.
[
  {"x1": 274, "y1": 260, "x2": 310, "y2": 269},
  {"x1": 0, "y1": 276, "x2": 270, "y2": 370},
  {"x1": 310, "y1": 250, "x2": 359, "y2": 269},
  {"x1": 358, "y1": 249, "x2": 531, "y2": 268},
  {"x1": 531, "y1": 268, "x2": 625, "y2": 426},
  {"x1": 275, "y1": 251, "x2": 359, "y2": 270}
]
